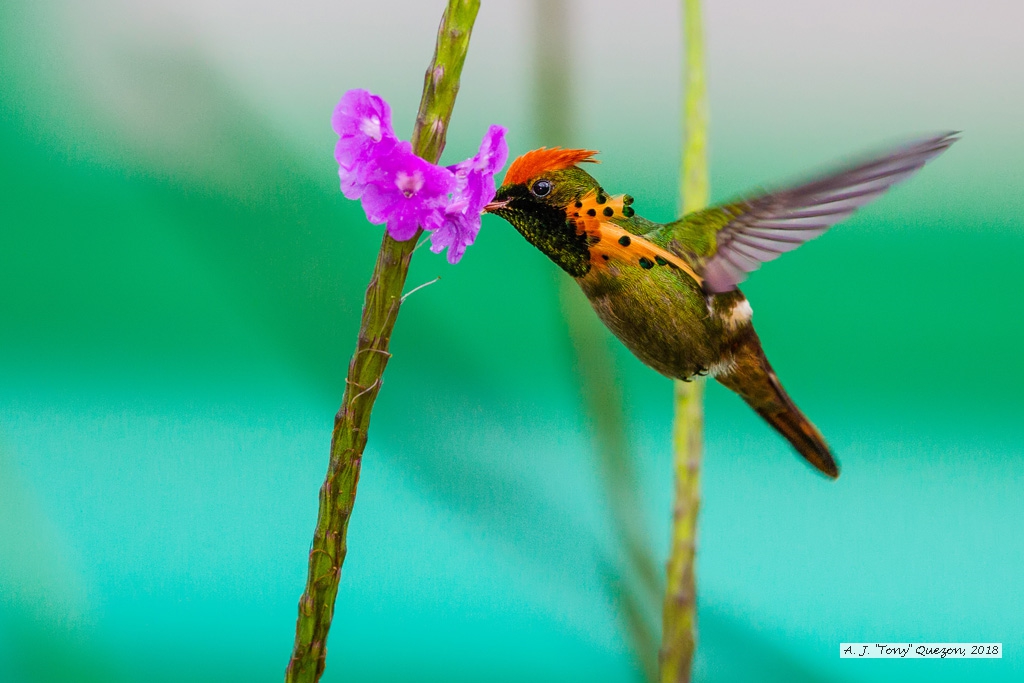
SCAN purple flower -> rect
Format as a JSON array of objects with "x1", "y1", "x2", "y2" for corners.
[
  {"x1": 360, "y1": 142, "x2": 456, "y2": 241},
  {"x1": 333, "y1": 89, "x2": 399, "y2": 199},
  {"x1": 332, "y1": 89, "x2": 509, "y2": 262},
  {"x1": 430, "y1": 125, "x2": 508, "y2": 263}
]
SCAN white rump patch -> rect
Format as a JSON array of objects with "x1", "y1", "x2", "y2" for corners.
[{"x1": 722, "y1": 299, "x2": 753, "y2": 331}]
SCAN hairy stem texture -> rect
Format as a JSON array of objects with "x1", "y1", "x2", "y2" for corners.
[{"x1": 284, "y1": 2, "x2": 480, "y2": 682}]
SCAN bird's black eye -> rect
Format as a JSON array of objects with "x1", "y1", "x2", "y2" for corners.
[{"x1": 531, "y1": 179, "x2": 552, "y2": 197}]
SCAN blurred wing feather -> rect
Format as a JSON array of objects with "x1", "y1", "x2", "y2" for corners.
[{"x1": 700, "y1": 132, "x2": 958, "y2": 293}]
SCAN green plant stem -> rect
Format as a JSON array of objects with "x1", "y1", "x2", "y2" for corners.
[
  {"x1": 532, "y1": 1, "x2": 661, "y2": 678},
  {"x1": 661, "y1": 0, "x2": 708, "y2": 681},
  {"x1": 284, "y1": 2, "x2": 479, "y2": 681},
  {"x1": 563, "y1": 285, "x2": 662, "y2": 681}
]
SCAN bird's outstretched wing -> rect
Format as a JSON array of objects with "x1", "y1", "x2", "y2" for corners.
[{"x1": 681, "y1": 133, "x2": 958, "y2": 293}]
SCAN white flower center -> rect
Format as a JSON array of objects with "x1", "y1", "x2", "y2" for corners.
[
  {"x1": 359, "y1": 116, "x2": 382, "y2": 142},
  {"x1": 395, "y1": 170, "x2": 424, "y2": 198}
]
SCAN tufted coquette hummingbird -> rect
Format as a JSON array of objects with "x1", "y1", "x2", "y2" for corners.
[{"x1": 483, "y1": 133, "x2": 957, "y2": 478}]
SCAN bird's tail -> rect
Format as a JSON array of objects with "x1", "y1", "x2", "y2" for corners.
[{"x1": 715, "y1": 331, "x2": 839, "y2": 479}]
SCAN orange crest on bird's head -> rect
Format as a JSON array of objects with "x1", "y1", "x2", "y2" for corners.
[{"x1": 503, "y1": 147, "x2": 599, "y2": 186}]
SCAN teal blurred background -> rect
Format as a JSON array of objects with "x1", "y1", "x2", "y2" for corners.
[{"x1": 2, "y1": 0, "x2": 1022, "y2": 681}]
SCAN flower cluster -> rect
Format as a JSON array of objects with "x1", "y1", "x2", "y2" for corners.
[{"x1": 333, "y1": 89, "x2": 508, "y2": 264}]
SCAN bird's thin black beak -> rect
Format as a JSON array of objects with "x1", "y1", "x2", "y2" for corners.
[{"x1": 483, "y1": 198, "x2": 510, "y2": 213}]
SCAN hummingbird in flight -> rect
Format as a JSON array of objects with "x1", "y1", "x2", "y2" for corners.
[{"x1": 483, "y1": 133, "x2": 957, "y2": 478}]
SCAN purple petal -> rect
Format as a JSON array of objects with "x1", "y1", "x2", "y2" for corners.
[
  {"x1": 430, "y1": 211, "x2": 480, "y2": 264},
  {"x1": 332, "y1": 89, "x2": 397, "y2": 144},
  {"x1": 386, "y1": 205, "x2": 423, "y2": 241},
  {"x1": 475, "y1": 125, "x2": 510, "y2": 177},
  {"x1": 358, "y1": 180, "x2": 391, "y2": 225},
  {"x1": 446, "y1": 125, "x2": 509, "y2": 214},
  {"x1": 429, "y1": 125, "x2": 508, "y2": 262},
  {"x1": 339, "y1": 162, "x2": 369, "y2": 200},
  {"x1": 357, "y1": 143, "x2": 454, "y2": 241},
  {"x1": 386, "y1": 194, "x2": 449, "y2": 241},
  {"x1": 332, "y1": 89, "x2": 400, "y2": 198}
]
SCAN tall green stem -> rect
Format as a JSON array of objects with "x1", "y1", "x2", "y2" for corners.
[
  {"x1": 284, "y1": 2, "x2": 480, "y2": 681},
  {"x1": 532, "y1": 1, "x2": 660, "y2": 678},
  {"x1": 660, "y1": 0, "x2": 708, "y2": 681}
]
